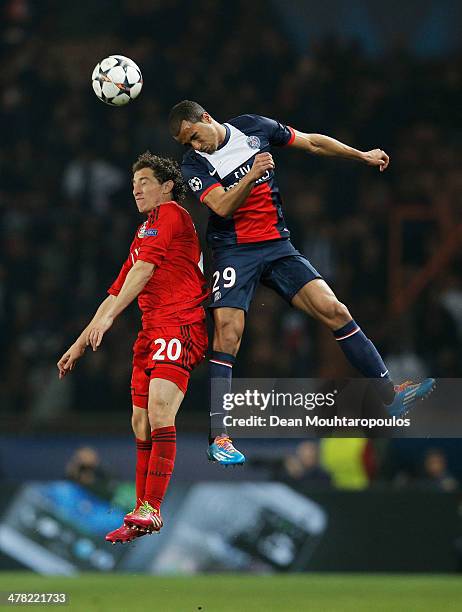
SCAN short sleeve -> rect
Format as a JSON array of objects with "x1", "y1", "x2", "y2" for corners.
[
  {"x1": 108, "y1": 235, "x2": 137, "y2": 295},
  {"x1": 181, "y1": 152, "x2": 222, "y2": 203},
  {"x1": 255, "y1": 115, "x2": 295, "y2": 147},
  {"x1": 108, "y1": 259, "x2": 131, "y2": 296},
  {"x1": 137, "y1": 206, "x2": 175, "y2": 267}
]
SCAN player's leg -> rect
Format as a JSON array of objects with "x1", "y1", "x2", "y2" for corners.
[
  {"x1": 106, "y1": 355, "x2": 151, "y2": 544},
  {"x1": 262, "y1": 248, "x2": 435, "y2": 415},
  {"x1": 292, "y1": 278, "x2": 435, "y2": 412},
  {"x1": 146, "y1": 377, "x2": 183, "y2": 511},
  {"x1": 125, "y1": 322, "x2": 208, "y2": 529},
  {"x1": 207, "y1": 306, "x2": 246, "y2": 465},
  {"x1": 125, "y1": 377, "x2": 184, "y2": 532},
  {"x1": 211, "y1": 306, "x2": 245, "y2": 436},
  {"x1": 131, "y1": 405, "x2": 151, "y2": 506},
  {"x1": 129, "y1": 350, "x2": 153, "y2": 509},
  {"x1": 206, "y1": 245, "x2": 263, "y2": 464},
  {"x1": 105, "y1": 405, "x2": 151, "y2": 545},
  {"x1": 292, "y1": 278, "x2": 396, "y2": 402},
  {"x1": 262, "y1": 249, "x2": 393, "y2": 391}
]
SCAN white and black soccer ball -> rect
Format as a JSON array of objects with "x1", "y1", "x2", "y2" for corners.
[{"x1": 92, "y1": 55, "x2": 143, "y2": 106}]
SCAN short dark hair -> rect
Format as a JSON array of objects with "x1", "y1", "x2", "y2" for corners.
[
  {"x1": 132, "y1": 151, "x2": 187, "y2": 203},
  {"x1": 168, "y1": 100, "x2": 206, "y2": 137}
]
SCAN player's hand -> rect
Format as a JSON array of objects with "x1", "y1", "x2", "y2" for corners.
[
  {"x1": 248, "y1": 152, "x2": 275, "y2": 181},
  {"x1": 363, "y1": 149, "x2": 389, "y2": 172},
  {"x1": 57, "y1": 343, "x2": 86, "y2": 379},
  {"x1": 87, "y1": 314, "x2": 114, "y2": 351}
]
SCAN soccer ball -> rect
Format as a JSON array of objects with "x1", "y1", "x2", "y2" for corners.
[{"x1": 92, "y1": 55, "x2": 143, "y2": 106}]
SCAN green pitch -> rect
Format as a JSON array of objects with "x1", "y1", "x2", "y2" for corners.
[{"x1": 0, "y1": 573, "x2": 461, "y2": 612}]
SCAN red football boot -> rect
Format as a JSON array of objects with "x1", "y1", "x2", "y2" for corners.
[
  {"x1": 124, "y1": 501, "x2": 163, "y2": 533},
  {"x1": 105, "y1": 523, "x2": 146, "y2": 545}
]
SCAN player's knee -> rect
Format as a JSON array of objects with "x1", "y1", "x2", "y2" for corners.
[
  {"x1": 148, "y1": 397, "x2": 175, "y2": 430},
  {"x1": 320, "y1": 298, "x2": 351, "y2": 327},
  {"x1": 131, "y1": 410, "x2": 149, "y2": 439},
  {"x1": 335, "y1": 301, "x2": 352, "y2": 324}
]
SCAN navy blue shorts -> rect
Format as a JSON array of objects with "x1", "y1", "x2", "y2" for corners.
[{"x1": 209, "y1": 239, "x2": 322, "y2": 312}]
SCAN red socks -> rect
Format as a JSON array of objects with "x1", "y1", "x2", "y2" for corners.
[
  {"x1": 144, "y1": 426, "x2": 176, "y2": 510},
  {"x1": 135, "y1": 438, "x2": 152, "y2": 506}
]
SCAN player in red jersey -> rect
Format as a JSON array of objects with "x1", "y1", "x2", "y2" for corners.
[{"x1": 57, "y1": 152, "x2": 208, "y2": 543}]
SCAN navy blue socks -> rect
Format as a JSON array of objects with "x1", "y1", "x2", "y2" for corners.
[
  {"x1": 209, "y1": 351, "x2": 235, "y2": 443},
  {"x1": 333, "y1": 320, "x2": 395, "y2": 405}
]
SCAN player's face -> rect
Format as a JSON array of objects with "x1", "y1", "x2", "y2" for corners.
[
  {"x1": 132, "y1": 169, "x2": 165, "y2": 213},
  {"x1": 177, "y1": 118, "x2": 220, "y2": 154}
]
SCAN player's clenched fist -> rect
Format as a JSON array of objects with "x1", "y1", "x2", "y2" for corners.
[
  {"x1": 248, "y1": 152, "x2": 275, "y2": 181},
  {"x1": 363, "y1": 149, "x2": 390, "y2": 172}
]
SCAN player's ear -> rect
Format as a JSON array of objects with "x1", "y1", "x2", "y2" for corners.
[
  {"x1": 162, "y1": 179, "x2": 174, "y2": 196},
  {"x1": 202, "y1": 112, "x2": 212, "y2": 124}
]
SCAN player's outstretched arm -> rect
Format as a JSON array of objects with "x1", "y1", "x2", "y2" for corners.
[
  {"x1": 87, "y1": 259, "x2": 155, "y2": 351},
  {"x1": 57, "y1": 294, "x2": 117, "y2": 378},
  {"x1": 203, "y1": 152, "x2": 275, "y2": 216},
  {"x1": 290, "y1": 130, "x2": 390, "y2": 172}
]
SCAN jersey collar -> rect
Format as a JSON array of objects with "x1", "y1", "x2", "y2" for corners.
[
  {"x1": 217, "y1": 124, "x2": 231, "y2": 150},
  {"x1": 147, "y1": 200, "x2": 176, "y2": 218}
]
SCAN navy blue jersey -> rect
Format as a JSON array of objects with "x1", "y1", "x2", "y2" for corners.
[{"x1": 181, "y1": 114, "x2": 295, "y2": 248}]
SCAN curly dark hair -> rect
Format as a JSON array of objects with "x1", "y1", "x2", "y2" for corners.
[
  {"x1": 168, "y1": 100, "x2": 206, "y2": 136},
  {"x1": 132, "y1": 151, "x2": 187, "y2": 203}
]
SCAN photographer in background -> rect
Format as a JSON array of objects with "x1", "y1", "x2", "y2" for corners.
[
  {"x1": 66, "y1": 446, "x2": 116, "y2": 500},
  {"x1": 250, "y1": 440, "x2": 332, "y2": 489},
  {"x1": 418, "y1": 448, "x2": 459, "y2": 492}
]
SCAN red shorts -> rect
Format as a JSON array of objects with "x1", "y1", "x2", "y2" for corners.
[{"x1": 131, "y1": 320, "x2": 208, "y2": 408}]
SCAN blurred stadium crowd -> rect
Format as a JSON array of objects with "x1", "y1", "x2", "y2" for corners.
[
  {"x1": 1, "y1": 0, "x2": 461, "y2": 437},
  {"x1": 65, "y1": 439, "x2": 460, "y2": 496}
]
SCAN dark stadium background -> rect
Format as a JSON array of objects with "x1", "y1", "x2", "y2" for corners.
[{"x1": 1, "y1": 0, "x2": 462, "y2": 595}]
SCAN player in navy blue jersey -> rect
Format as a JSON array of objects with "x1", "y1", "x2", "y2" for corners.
[{"x1": 168, "y1": 100, "x2": 435, "y2": 465}]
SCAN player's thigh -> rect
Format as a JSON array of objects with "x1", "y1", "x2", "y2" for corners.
[
  {"x1": 131, "y1": 333, "x2": 151, "y2": 410},
  {"x1": 209, "y1": 246, "x2": 263, "y2": 313},
  {"x1": 292, "y1": 278, "x2": 350, "y2": 325},
  {"x1": 261, "y1": 251, "x2": 322, "y2": 309}
]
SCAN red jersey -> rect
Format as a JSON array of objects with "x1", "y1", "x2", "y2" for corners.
[{"x1": 108, "y1": 200, "x2": 208, "y2": 328}]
